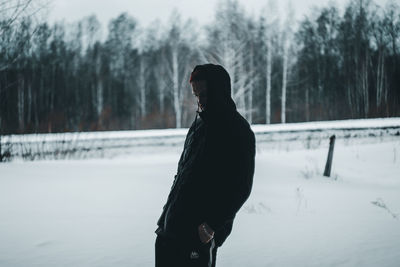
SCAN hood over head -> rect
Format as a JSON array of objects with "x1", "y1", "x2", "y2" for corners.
[{"x1": 189, "y1": 64, "x2": 236, "y2": 121}]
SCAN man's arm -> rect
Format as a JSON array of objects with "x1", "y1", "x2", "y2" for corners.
[{"x1": 204, "y1": 131, "x2": 256, "y2": 233}]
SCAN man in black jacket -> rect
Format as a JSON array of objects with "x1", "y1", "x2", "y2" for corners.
[{"x1": 155, "y1": 64, "x2": 255, "y2": 267}]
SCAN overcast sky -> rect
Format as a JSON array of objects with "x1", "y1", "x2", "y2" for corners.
[{"x1": 48, "y1": 0, "x2": 390, "y2": 28}]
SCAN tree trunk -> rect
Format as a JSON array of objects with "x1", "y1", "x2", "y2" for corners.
[
  {"x1": 281, "y1": 38, "x2": 289, "y2": 124},
  {"x1": 238, "y1": 56, "x2": 246, "y2": 113},
  {"x1": 157, "y1": 66, "x2": 165, "y2": 113},
  {"x1": 17, "y1": 74, "x2": 25, "y2": 132},
  {"x1": 266, "y1": 34, "x2": 272, "y2": 124},
  {"x1": 139, "y1": 57, "x2": 146, "y2": 118},
  {"x1": 248, "y1": 41, "x2": 254, "y2": 124},
  {"x1": 376, "y1": 47, "x2": 385, "y2": 108},
  {"x1": 305, "y1": 87, "x2": 310, "y2": 121},
  {"x1": 97, "y1": 79, "x2": 103, "y2": 118},
  {"x1": 27, "y1": 78, "x2": 32, "y2": 129},
  {"x1": 172, "y1": 47, "x2": 181, "y2": 128},
  {"x1": 362, "y1": 50, "x2": 369, "y2": 117}
]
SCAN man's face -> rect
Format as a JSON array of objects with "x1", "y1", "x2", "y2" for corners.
[{"x1": 191, "y1": 80, "x2": 207, "y2": 111}]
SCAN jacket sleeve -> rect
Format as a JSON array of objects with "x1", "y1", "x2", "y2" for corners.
[{"x1": 205, "y1": 129, "x2": 256, "y2": 232}]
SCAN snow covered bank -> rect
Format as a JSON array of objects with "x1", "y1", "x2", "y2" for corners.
[
  {"x1": 1, "y1": 117, "x2": 400, "y2": 161},
  {"x1": 0, "y1": 139, "x2": 399, "y2": 266}
]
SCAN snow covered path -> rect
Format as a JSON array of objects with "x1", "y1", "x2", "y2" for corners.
[{"x1": 1, "y1": 139, "x2": 399, "y2": 266}]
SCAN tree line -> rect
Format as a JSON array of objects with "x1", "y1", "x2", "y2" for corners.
[{"x1": 0, "y1": 0, "x2": 399, "y2": 135}]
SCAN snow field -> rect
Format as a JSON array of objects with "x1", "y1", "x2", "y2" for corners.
[{"x1": 0, "y1": 137, "x2": 399, "y2": 266}]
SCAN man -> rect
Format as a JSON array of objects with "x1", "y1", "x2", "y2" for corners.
[{"x1": 155, "y1": 64, "x2": 255, "y2": 267}]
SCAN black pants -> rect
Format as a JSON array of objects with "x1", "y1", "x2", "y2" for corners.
[{"x1": 155, "y1": 234, "x2": 217, "y2": 267}]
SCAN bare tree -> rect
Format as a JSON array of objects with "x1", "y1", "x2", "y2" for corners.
[
  {"x1": 137, "y1": 54, "x2": 148, "y2": 118},
  {"x1": 106, "y1": 13, "x2": 138, "y2": 128},
  {"x1": 281, "y1": 1, "x2": 295, "y2": 123},
  {"x1": 135, "y1": 21, "x2": 161, "y2": 120},
  {"x1": 81, "y1": 15, "x2": 102, "y2": 49},
  {"x1": 205, "y1": 0, "x2": 254, "y2": 118},
  {"x1": 371, "y1": 7, "x2": 388, "y2": 108},
  {"x1": 248, "y1": 28, "x2": 255, "y2": 124},
  {"x1": 140, "y1": 19, "x2": 166, "y2": 115},
  {"x1": 79, "y1": 15, "x2": 103, "y2": 124},
  {"x1": 162, "y1": 10, "x2": 197, "y2": 128},
  {"x1": 155, "y1": 60, "x2": 167, "y2": 113},
  {"x1": 262, "y1": 0, "x2": 278, "y2": 124},
  {"x1": 383, "y1": 0, "x2": 399, "y2": 56},
  {"x1": 0, "y1": 0, "x2": 34, "y2": 30},
  {"x1": 0, "y1": 0, "x2": 49, "y2": 158},
  {"x1": 0, "y1": 0, "x2": 49, "y2": 70},
  {"x1": 266, "y1": 25, "x2": 273, "y2": 124}
]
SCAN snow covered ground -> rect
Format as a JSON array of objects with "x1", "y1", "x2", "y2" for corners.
[{"x1": 1, "y1": 134, "x2": 399, "y2": 266}]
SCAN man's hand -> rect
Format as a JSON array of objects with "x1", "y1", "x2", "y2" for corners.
[{"x1": 198, "y1": 222, "x2": 215, "y2": 244}]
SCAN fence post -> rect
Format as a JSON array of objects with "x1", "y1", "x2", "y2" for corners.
[
  {"x1": 323, "y1": 135, "x2": 336, "y2": 177},
  {"x1": 0, "y1": 118, "x2": 2, "y2": 162}
]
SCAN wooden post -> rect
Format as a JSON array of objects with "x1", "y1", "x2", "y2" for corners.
[
  {"x1": 0, "y1": 117, "x2": 2, "y2": 162},
  {"x1": 323, "y1": 135, "x2": 336, "y2": 177}
]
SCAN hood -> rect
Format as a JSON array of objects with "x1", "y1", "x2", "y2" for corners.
[{"x1": 190, "y1": 64, "x2": 237, "y2": 122}]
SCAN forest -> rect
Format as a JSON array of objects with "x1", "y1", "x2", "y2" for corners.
[{"x1": 0, "y1": 0, "x2": 399, "y2": 134}]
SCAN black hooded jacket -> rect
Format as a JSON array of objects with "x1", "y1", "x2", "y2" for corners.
[{"x1": 156, "y1": 64, "x2": 255, "y2": 247}]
